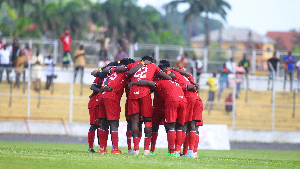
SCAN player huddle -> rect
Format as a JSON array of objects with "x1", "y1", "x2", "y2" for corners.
[{"x1": 88, "y1": 55, "x2": 203, "y2": 157}]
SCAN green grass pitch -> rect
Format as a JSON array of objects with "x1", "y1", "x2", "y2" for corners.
[{"x1": 0, "y1": 142, "x2": 299, "y2": 169}]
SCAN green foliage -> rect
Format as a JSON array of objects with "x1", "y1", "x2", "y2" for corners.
[{"x1": 0, "y1": 142, "x2": 300, "y2": 169}]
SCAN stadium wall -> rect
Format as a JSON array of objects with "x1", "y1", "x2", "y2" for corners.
[{"x1": 1, "y1": 121, "x2": 300, "y2": 145}]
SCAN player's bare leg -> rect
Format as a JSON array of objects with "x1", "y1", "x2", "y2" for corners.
[
  {"x1": 98, "y1": 118, "x2": 109, "y2": 153},
  {"x1": 110, "y1": 120, "x2": 124, "y2": 154},
  {"x1": 150, "y1": 126, "x2": 159, "y2": 155},
  {"x1": 143, "y1": 117, "x2": 152, "y2": 155},
  {"x1": 126, "y1": 120, "x2": 133, "y2": 154},
  {"x1": 130, "y1": 113, "x2": 140, "y2": 155}
]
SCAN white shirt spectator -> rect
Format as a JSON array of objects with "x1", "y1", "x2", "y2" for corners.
[
  {"x1": 226, "y1": 61, "x2": 236, "y2": 72},
  {"x1": 44, "y1": 57, "x2": 55, "y2": 76},
  {"x1": 0, "y1": 48, "x2": 11, "y2": 64},
  {"x1": 296, "y1": 60, "x2": 300, "y2": 70}
]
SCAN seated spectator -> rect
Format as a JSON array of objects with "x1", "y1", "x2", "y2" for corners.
[{"x1": 225, "y1": 94, "x2": 233, "y2": 115}]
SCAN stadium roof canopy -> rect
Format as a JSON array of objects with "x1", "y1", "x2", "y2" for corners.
[{"x1": 191, "y1": 28, "x2": 275, "y2": 44}]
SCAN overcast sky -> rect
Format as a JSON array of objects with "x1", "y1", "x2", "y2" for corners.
[{"x1": 137, "y1": 0, "x2": 300, "y2": 35}]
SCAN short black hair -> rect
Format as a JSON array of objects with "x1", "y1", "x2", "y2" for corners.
[
  {"x1": 119, "y1": 58, "x2": 135, "y2": 66},
  {"x1": 141, "y1": 55, "x2": 154, "y2": 63},
  {"x1": 159, "y1": 59, "x2": 170, "y2": 68}
]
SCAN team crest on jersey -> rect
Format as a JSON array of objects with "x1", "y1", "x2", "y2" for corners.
[
  {"x1": 95, "y1": 119, "x2": 99, "y2": 123},
  {"x1": 134, "y1": 91, "x2": 139, "y2": 94},
  {"x1": 179, "y1": 96, "x2": 183, "y2": 98}
]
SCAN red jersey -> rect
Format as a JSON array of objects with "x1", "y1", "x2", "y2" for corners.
[
  {"x1": 88, "y1": 93, "x2": 99, "y2": 108},
  {"x1": 153, "y1": 80, "x2": 186, "y2": 104},
  {"x1": 0, "y1": 42, "x2": 3, "y2": 49},
  {"x1": 127, "y1": 62, "x2": 162, "y2": 99},
  {"x1": 60, "y1": 35, "x2": 72, "y2": 51},
  {"x1": 102, "y1": 67, "x2": 128, "y2": 101}
]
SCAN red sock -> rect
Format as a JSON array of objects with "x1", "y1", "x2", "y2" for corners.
[
  {"x1": 126, "y1": 131, "x2": 132, "y2": 150},
  {"x1": 182, "y1": 131, "x2": 186, "y2": 147},
  {"x1": 138, "y1": 132, "x2": 142, "y2": 140},
  {"x1": 175, "y1": 130, "x2": 183, "y2": 152},
  {"x1": 144, "y1": 137, "x2": 151, "y2": 151},
  {"x1": 151, "y1": 132, "x2": 158, "y2": 152},
  {"x1": 88, "y1": 132, "x2": 95, "y2": 149},
  {"x1": 189, "y1": 131, "x2": 196, "y2": 150},
  {"x1": 167, "y1": 130, "x2": 175, "y2": 154},
  {"x1": 183, "y1": 133, "x2": 189, "y2": 154},
  {"x1": 98, "y1": 129, "x2": 106, "y2": 150},
  {"x1": 133, "y1": 137, "x2": 140, "y2": 150},
  {"x1": 194, "y1": 134, "x2": 199, "y2": 153},
  {"x1": 111, "y1": 131, "x2": 118, "y2": 150},
  {"x1": 104, "y1": 129, "x2": 109, "y2": 150}
]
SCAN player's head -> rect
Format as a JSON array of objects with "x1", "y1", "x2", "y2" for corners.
[
  {"x1": 243, "y1": 53, "x2": 247, "y2": 60},
  {"x1": 158, "y1": 59, "x2": 170, "y2": 70},
  {"x1": 65, "y1": 29, "x2": 70, "y2": 35},
  {"x1": 212, "y1": 72, "x2": 216, "y2": 77},
  {"x1": 141, "y1": 55, "x2": 154, "y2": 63},
  {"x1": 119, "y1": 58, "x2": 135, "y2": 66}
]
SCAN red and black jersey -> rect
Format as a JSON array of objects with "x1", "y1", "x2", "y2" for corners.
[{"x1": 126, "y1": 62, "x2": 162, "y2": 99}]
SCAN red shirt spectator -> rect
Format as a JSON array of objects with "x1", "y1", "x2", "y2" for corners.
[{"x1": 60, "y1": 30, "x2": 72, "y2": 52}]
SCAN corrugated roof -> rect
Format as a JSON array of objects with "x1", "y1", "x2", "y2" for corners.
[
  {"x1": 191, "y1": 28, "x2": 275, "y2": 44},
  {"x1": 266, "y1": 31, "x2": 299, "y2": 51}
]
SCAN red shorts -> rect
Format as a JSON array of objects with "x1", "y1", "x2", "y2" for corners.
[
  {"x1": 192, "y1": 99, "x2": 203, "y2": 122},
  {"x1": 89, "y1": 106, "x2": 100, "y2": 125},
  {"x1": 152, "y1": 101, "x2": 165, "y2": 126},
  {"x1": 164, "y1": 101, "x2": 186, "y2": 125},
  {"x1": 128, "y1": 94, "x2": 153, "y2": 117},
  {"x1": 185, "y1": 97, "x2": 197, "y2": 122},
  {"x1": 99, "y1": 98, "x2": 121, "y2": 121},
  {"x1": 195, "y1": 121, "x2": 203, "y2": 126}
]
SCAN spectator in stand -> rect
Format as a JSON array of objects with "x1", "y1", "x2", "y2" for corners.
[
  {"x1": 175, "y1": 53, "x2": 188, "y2": 69},
  {"x1": 205, "y1": 73, "x2": 216, "y2": 110},
  {"x1": 44, "y1": 55, "x2": 56, "y2": 90},
  {"x1": 60, "y1": 29, "x2": 72, "y2": 69},
  {"x1": 73, "y1": 44, "x2": 86, "y2": 83},
  {"x1": 0, "y1": 44, "x2": 12, "y2": 83},
  {"x1": 14, "y1": 52, "x2": 28, "y2": 88},
  {"x1": 218, "y1": 63, "x2": 231, "y2": 100},
  {"x1": 10, "y1": 38, "x2": 20, "y2": 67},
  {"x1": 0, "y1": 37, "x2": 3, "y2": 49},
  {"x1": 97, "y1": 32, "x2": 110, "y2": 61},
  {"x1": 98, "y1": 56, "x2": 109, "y2": 68},
  {"x1": 234, "y1": 62, "x2": 246, "y2": 98},
  {"x1": 122, "y1": 33, "x2": 129, "y2": 55},
  {"x1": 22, "y1": 43, "x2": 33, "y2": 61},
  {"x1": 267, "y1": 52, "x2": 280, "y2": 90},
  {"x1": 31, "y1": 50, "x2": 44, "y2": 91},
  {"x1": 284, "y1": 51, "x2": 296, "y2": 91},
  {"x1": 296, "y1": 59, "x2": 300, "y2": 92},
  {"x1": 225, "y1": 93, "x2": 233, "y2": 115},
  {"x1": 240, "y1": 54, "x2": 250, "y2": 89},
  {"x1": 226, "y1": 57, "x2": 236, "y2": 73},
  {"x1": 189, "y1": 55, "x2": 203, "y2": 84},
  {"x1": 114, "y1": 46, "x2": 127, "y2": 61}
]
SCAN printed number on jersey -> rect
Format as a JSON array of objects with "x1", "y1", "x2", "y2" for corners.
[{"x1": 134, "y1": 67, "x2": 148, "y2": 79}]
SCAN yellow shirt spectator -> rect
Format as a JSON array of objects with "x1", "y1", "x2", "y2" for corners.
[{"x1": 207, "y1": 77, "x2": 216, "y2": 91}]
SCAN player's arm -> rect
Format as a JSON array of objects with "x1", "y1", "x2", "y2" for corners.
[
  {"x1": 126, "y1": 61, "x2": 151, "y2": 77},
  {"x1": 157, "y1": 71, "x2": 172, "y2": 80},
  {"x1": 170, "y1": 67, "x2": 190, "y2": 78},
  {"x1": 186, "y1": 85, "x2": 197, "y2": 92},
  {"x1": 90, "y1": 84, "x2": 104, "y2": 93},
  {"x1": 128, "y1": 80, "x2": 156, "y2": 89},
  {"x1": 103, "y1": 76, "x2": 114, "y2": 92},
  {"x1": 114, "y1": 65, "x2": 128, "y2": 73}
]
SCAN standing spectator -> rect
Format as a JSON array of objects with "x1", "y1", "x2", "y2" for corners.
[
  {"x1": 226, "y1": 57, "x2": 236, "y2": 73},
  {"x1": 98, "y1": 56, "x2": 109, "y2": 68},
  {"x1": 0, "y1": 37, "x2": 3, "y2": 49},
  {"x1": 14, "y1": 52, "x2": 28, "y2": 88},
  {"x1": 60, "y1": 29, "x2": 72, "y2": 69},
  {"x1": 296, "y1": 59, "x2": 300, "y2": 92},
  {"x1": 240, "y1": 54, "x2": 250, "y2": 89},
  {"x1": 218, "y1": 63, "x2": 231, "y2": 100},
  {"x1": 22, "y1": 43, "x2": 33, "y2": 61},
  {"x1": 0, "y1": 44, "x2": 12, "y2": 83},
  {"x1": 97, "y1": 32, "x2": 110, "y2": 61},
  {"x1": 189, "y1": 55, "x2": 203, "y2": 84},
  {"x1": 73, "y1": 44, "x2": 86, "y2": 83},
  {"x1": 284, "y1": 51, "x2": 296, "y2": 91},
  {"x1": 31, "y1": 50, "x2": 44, "y2": 91},
  {"x1": 205, "y1": 73, "x2": 216, "y2": 110},
  {"x1": 122, "y1": 33, "x2": 129, "y2": 55},
  {"x1": 234, "y1": 62, "x2": 245, "y2": 98},
  {"x1": 225, "y1": 93, "x2": 233, "y2": 115},
  {"x1": 267, "y1": 52, "x2": 280, "y2": 90},
  {"x1": 10, "y1": 38, "x2": 20, "y2": 67},
  {"x1": 44, "y1": 55, "x2": 56, "y2": 90},
  {"x1": 114, "y1": 46, "x2": 127, "y2": 61},
  {"x1": 175, "y1": 53, "x2": 188, "y2": 69}
]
